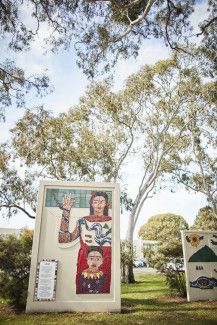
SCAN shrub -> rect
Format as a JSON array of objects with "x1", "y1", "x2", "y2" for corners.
[
  {"x1": 0, "y1": 229, "x2": 33, "y2": 308},
  {"x1": 165, "y1": 268, "x2": 186, "y2": 297},
  {"x1": 144, "y1": 239, "x2": 187, "y2": 297}
]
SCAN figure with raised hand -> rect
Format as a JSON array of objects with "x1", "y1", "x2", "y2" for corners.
[{"x1": 58, "y1": 191, "x2": 112, "y2": 294}]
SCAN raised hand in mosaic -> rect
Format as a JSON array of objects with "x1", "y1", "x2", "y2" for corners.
[
  {"x1": 58, "y1": 193, "x2": 79, "y2": 243},
  {"x1": 62, "y1": 193, "x2": 73, "y2": 211}
]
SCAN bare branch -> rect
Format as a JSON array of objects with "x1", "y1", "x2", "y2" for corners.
[
  {"x1": 196, "y1": 16, "x2": 217, "y2": 37},
  {"x1": 165, "y1": 0, "x2": 193, "y2": 55},
  {"x1": 113, "y1": 0, "x2": 156, "y2": 42},
  {"x1": 0, "y1": 204, "x2": 36, "y2": 219}
]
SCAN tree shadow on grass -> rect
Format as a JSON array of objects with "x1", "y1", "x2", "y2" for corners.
[
  {"x1": 120, "y1": 307, "x2": 217, "y2": 325},
  {"x1": 121, "y1": 297, "x2": 217, "y2": 313},
  {"x1": 122, "y1": 289, "x2": 169, "y2": 294}
]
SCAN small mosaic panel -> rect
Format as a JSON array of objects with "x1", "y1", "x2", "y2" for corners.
[
  {"x1": 45, "y1": 188, "x2": 112, "y2": 208},
  {"x1": 182, "y1": 231, "x2": 217, "y2": 301}
]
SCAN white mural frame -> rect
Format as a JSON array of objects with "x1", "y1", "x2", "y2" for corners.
[{"x1": 26, "y1": 180, "x2": 120, "y2": 313}]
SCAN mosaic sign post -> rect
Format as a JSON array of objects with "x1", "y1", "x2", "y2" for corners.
[
  {"x1": 26, "y1": 181, "x2": 120, "y2": 313},
  {"x1": 181, "y1": 230, "x2": 217, "y2": 301}
]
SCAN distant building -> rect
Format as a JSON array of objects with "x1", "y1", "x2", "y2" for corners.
[
  {"x1": 142, "y1": 240, "x2": 158, "y2": 251},
  {"x1": 133, "y1": 239, "x2": 158, "y2": 259},
  {"x1": 0, "y1": 228, "x2": 21, "y2": 237}
]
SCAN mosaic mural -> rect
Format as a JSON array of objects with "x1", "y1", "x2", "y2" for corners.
[
  {"x1": 57, "y1": 190, "x2": 112, "y2": 294},
  {"x1": 182, "y1": 231, "x2": 217, "y2": 301}
]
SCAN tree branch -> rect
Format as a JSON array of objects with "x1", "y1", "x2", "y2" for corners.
[
  {"x1": 0, "y1": 204, "x2": 36, "y2": 219},
  {"x1": 196, "y1": 16, "x2": 217, "y2": 37},
  {"x1": 113, "y1": 0, "x2": 156, "y2": 42}
]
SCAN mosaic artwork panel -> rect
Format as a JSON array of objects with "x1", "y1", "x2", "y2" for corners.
[
  {"x1": 26, "y1": 181, "x2": 120, "y2": 313},
  {"x1": 182, "y1": 231, "x2": 217, "y2": 301},
  {"x1": 58, "y1": 190, "x2": 112, "y2": 295}
]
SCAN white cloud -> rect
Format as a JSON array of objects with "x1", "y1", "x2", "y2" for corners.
[
  {"x1": 31, "y1": 24, "x2": 54, "y2": 57},
  {"x1": 191, "y1": 1, "x2": 208, "y2": 34},
  {"x1": 114, "y1": 40, "x2": 170, "y2": 90}
]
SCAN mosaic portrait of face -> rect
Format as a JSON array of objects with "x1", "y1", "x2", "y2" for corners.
[
  {"x1": 91, "y1": 196, "x2": 107, "y2": 217},
  {"x1": 87, "y1": 250, "x2": 103, "y2": 272}
]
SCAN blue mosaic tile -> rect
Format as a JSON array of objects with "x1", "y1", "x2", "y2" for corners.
[{"x1": 45, "y1": 189, "x2": 112, "y2": 208}]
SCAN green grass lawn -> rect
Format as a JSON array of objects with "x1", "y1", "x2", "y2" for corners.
[{"x1": 1, "y1": 274, "x2": 217, "y2": 325}]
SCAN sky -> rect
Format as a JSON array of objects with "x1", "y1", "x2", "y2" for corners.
[{"x1": 0, "y1": 1, "x2": 209, "y2": 238}]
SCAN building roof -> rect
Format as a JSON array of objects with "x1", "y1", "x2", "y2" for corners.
[{"x1": 0, "y1": 228, "x2": 21, "y2": 237}]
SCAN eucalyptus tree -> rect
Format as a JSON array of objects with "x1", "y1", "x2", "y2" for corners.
[
  {"x1": 2, "y1": 54, "x2": 215, "y2": 282},
  {"x1": 0, "y1": 101, "x2": 132, "y2": 217},
  {"x1": 75, "y1": 55, "x2": 215, "y2": 281},
  {"x1": 0, "y1": 60, "x2": 51, "y2": 121},
  {"x1": 1, "y1": 1, "x2": 217, "y2": 119},
  {"x1": 170, "y1": 74, "x2": 217, "y2": 215},
  {"x1": 5, "y1": 55, "x2": 209, "y2": 281},
  {"x1": 2, "y1": 0, "x2": 216, "y2": 77},
  {"x1": 120, "y1": 58, "x2": 212, "y2": 243}
]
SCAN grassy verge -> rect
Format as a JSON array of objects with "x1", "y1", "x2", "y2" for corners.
[{"x1": 0, "y1": 274, "x2": 217, "y2": 325}]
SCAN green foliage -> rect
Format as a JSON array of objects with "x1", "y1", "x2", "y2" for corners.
[
  {"x1": 141, "y1": 214, "x2": 188, "y2": 296},
  {"x1": 164, "y1": 268, "x2": 186, "y2": 297},
  {"x1": 0, "y1": 60, "x2": 50, "y2": 121},
  {"x1": 0, "y1": 229, "x2": 33, "y2": 307},
  {"x1": 120, "y1": 191, "x2": 133, "y2": 213},
  {"x1": 0, "y1": 144, "x2": 37, "y2": 219},
  {"x1": 1, "y1": 1, "x2": 216, "y2": 119},
  {"x1": 10, "y1": 104, "x2": 126, "y2": 181},
  {"x1": 145, "y1": 239, "x2": 183, "y2": 271},
  {"x1": 139, "y1": 213, "x2": 189, "y2": 241},
  {"x1": 170, "y1": 71, "x2": 217, "y2": 214},
  {"x1": 146, "y1": 239, "x2": 186, "y2": 296},
  {"x1": 3, "y1": 54, "x2": 214, "y2": 225},
  {"x1": 192, "y1": 206, "x2": 217, "y2": 231},
  {"x1": 121, "y1": 240, "x2": 134, "y2": 267},
  {"x1": 198, "y1": 0, "x2": 217, "y2": 77}
]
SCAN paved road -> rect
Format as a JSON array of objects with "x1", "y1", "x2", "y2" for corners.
[{"x1": 133, "y1": 267, "x2": 157, "y2": 274}]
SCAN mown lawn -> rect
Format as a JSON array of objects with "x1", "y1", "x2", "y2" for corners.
[{"x1": 1, "y1": 274, "x2": 217, "y2": 325}]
